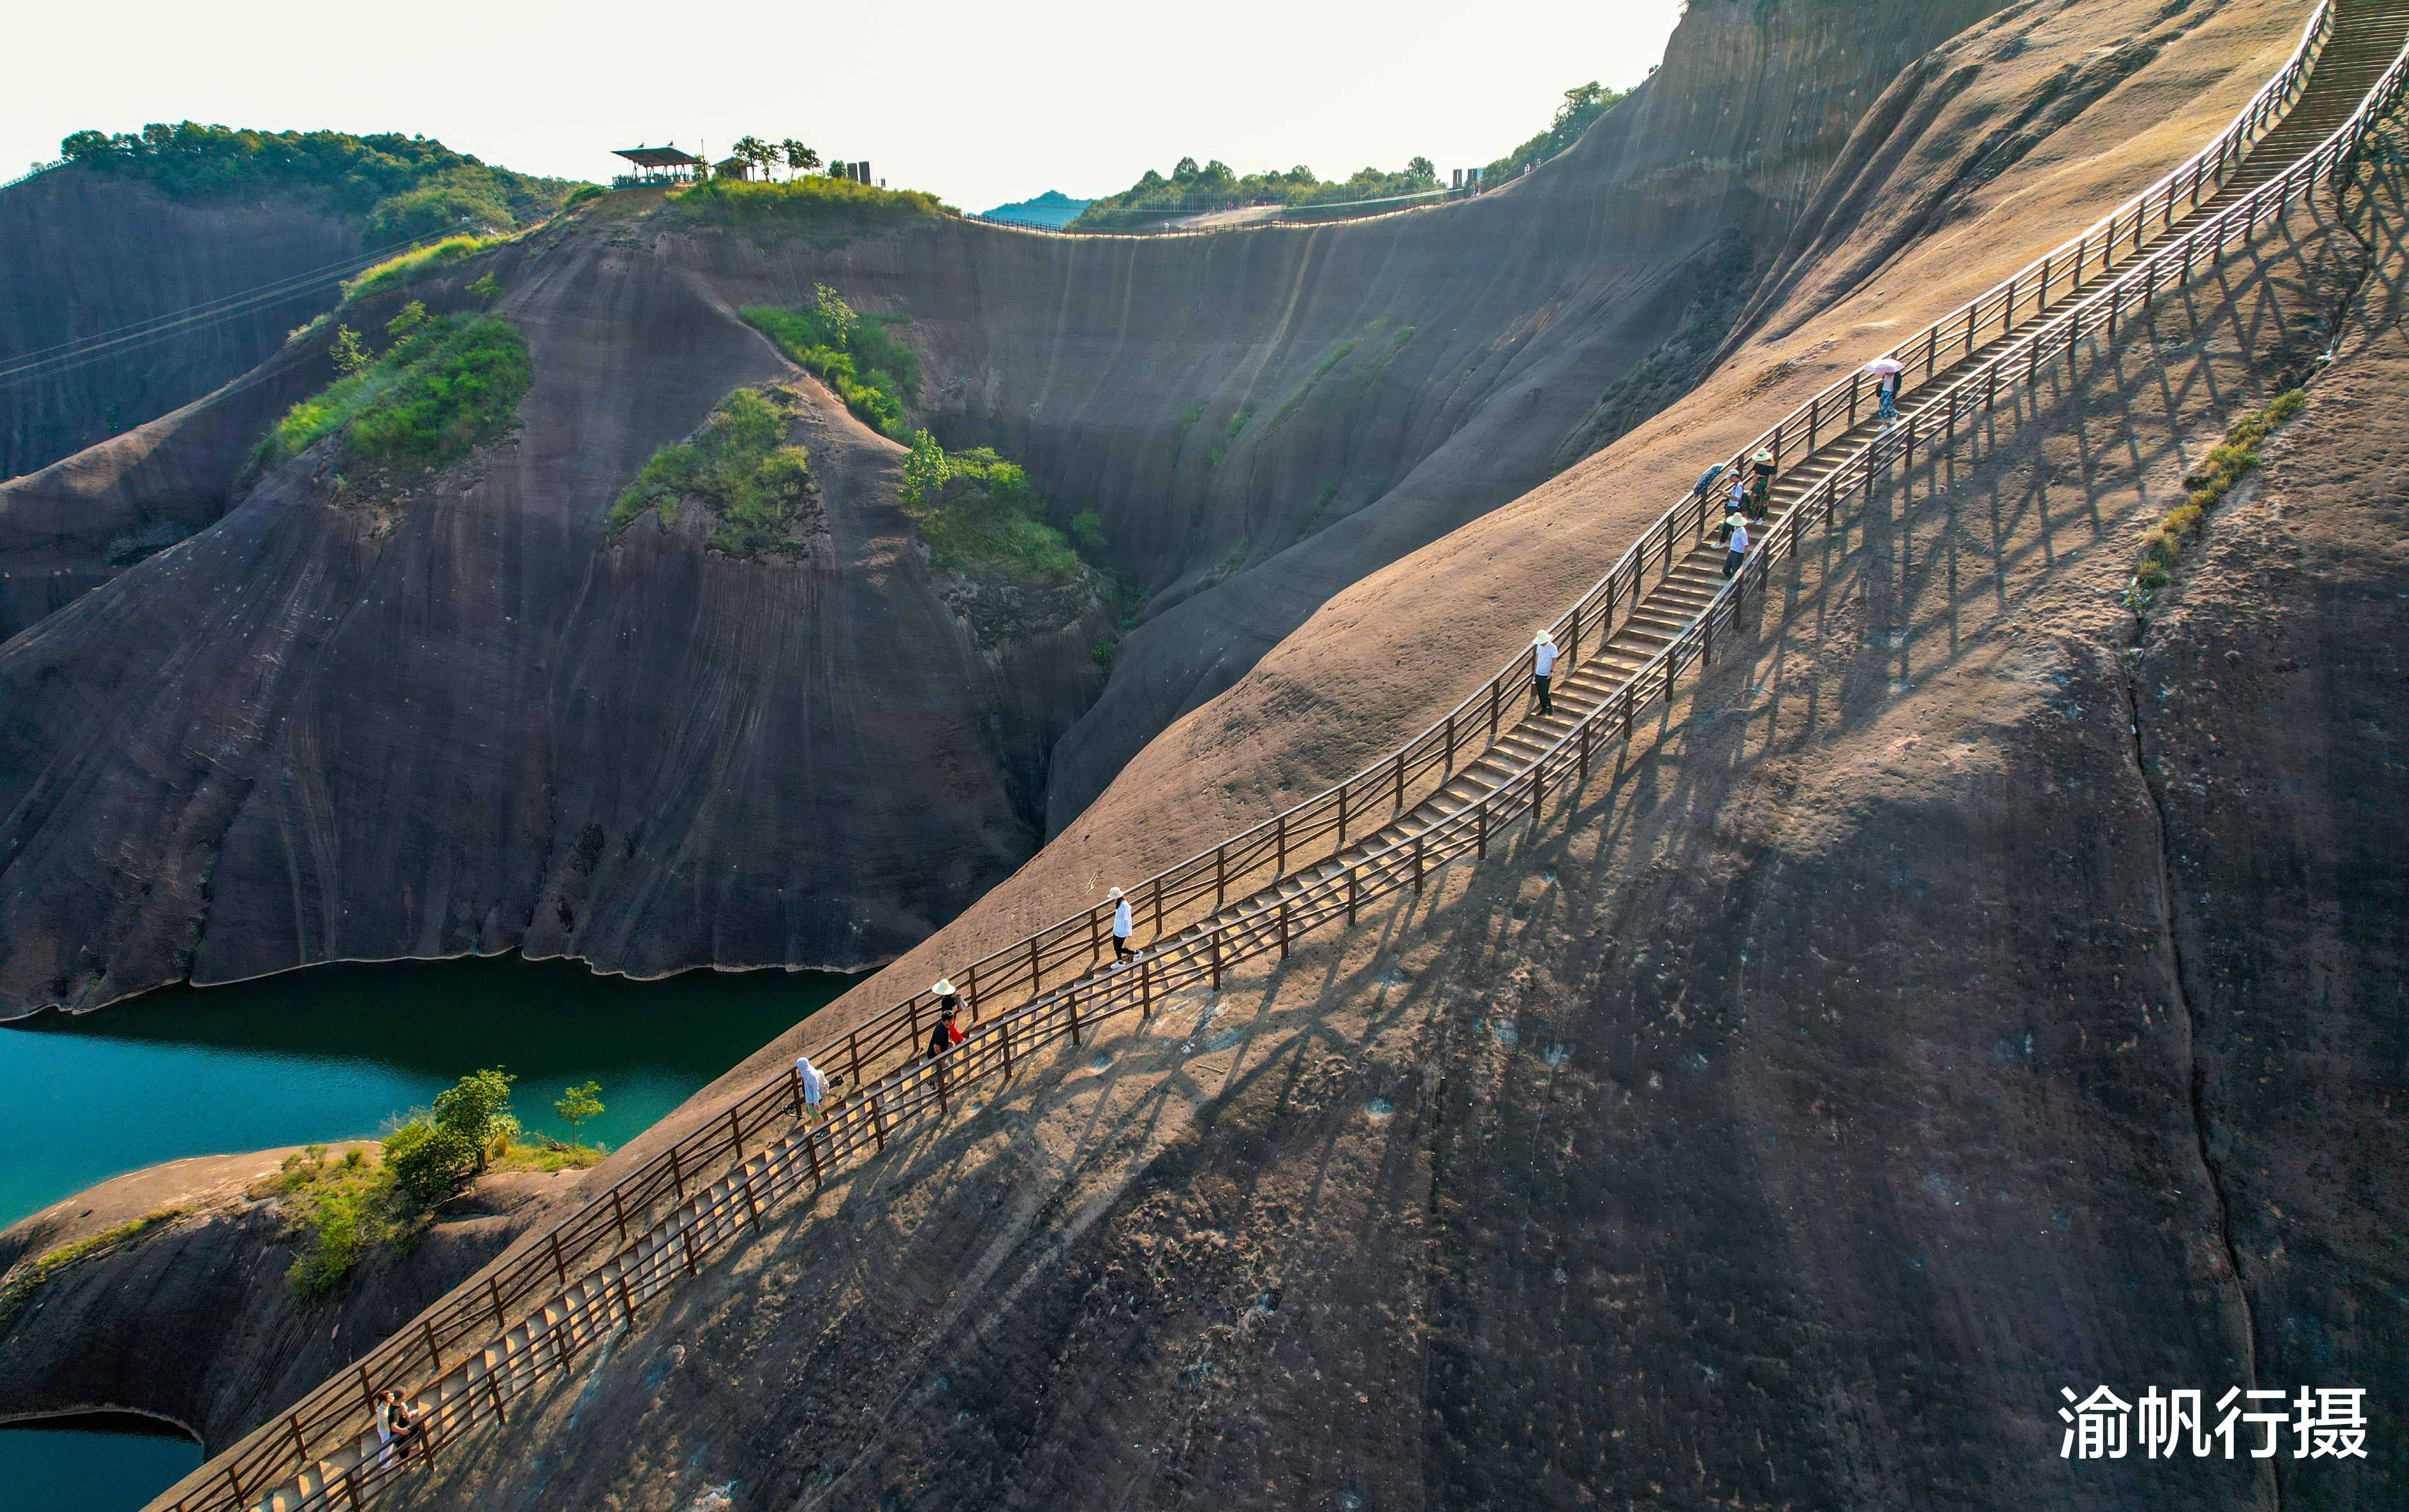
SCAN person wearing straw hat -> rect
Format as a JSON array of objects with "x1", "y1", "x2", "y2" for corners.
[
  {"x1": 1721, "y1": 510, "x2": 1750, "y2": 579},
  {"x1": 1530, "y1": 629, "x2": 1558, "y2": 717},
  {"x1": 925, "y1": 988, "x2": 965, "y2": 1060},
  {"x1": 1108, "y1": 887, "x2": 1135, "y2": 966},
  {"x1": 933, "y1": 976, "x2": 965, "y2": 1023},
  {"x1": 1747, "y1": 445, "x2": 1776, "y2": 515}
]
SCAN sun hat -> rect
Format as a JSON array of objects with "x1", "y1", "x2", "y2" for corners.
[
  {"x1": 1534, "y1": 628, "x2": 1555, "y2": 645},
  {"x1": 1751, "y1": 446, "x2": 1773, "y2": 462},
  {"x1": 1107, "y1": 887, "x2": 1125, "y2": 901},
  {"x1": 933, "y1": 978, "x2": 957, "y2": 997}
]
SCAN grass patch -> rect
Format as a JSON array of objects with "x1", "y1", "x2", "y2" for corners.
[
  {"x1": 740, "y1": 287, "x2": 919, "y2": 440},
  {"x1": 256, "y1": 1144, "x2": 411, "y2": 1302},
  {"x1": 1269, "y1": 339, "x2": 1360, "y2": 430},
  {"x1": 343, "y1": 233, "x2": 508, "y2": 302},
  {"x1": 257, "y1": 313, "x2": 530, "y2": 478},
  {"x1": 607, "y1": 386, "x2": 818, "y2": 558},
  {"x1": 0, "y1": 1207, "x2": 187, "y2": 1325},
  {"x1": 1225, "y1": 408, "x2": 1254, "y2": 440},
  {"x1": 2128, "y1": 389, "x2": 2305, "y2": 601},
  {"x1": 670, "y1": 175, "x2": 944, "y2": 248}
]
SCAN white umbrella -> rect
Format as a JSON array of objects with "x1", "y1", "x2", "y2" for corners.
[{"x1": 1863, "y1": 356, "x2": 1906, "y2": 376}]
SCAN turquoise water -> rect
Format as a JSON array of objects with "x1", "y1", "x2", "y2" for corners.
[
  {"x1": 0, "y1": 1416, "x2": 200, "y2": 1512},
  {"x1": 0, "y1": 953, "x2": 847, "y2": 1230},
  {"x1": 0, "y1": 953, "x2": 848, "y2": 1512}
]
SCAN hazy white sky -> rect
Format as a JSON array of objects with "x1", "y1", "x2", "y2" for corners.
[{"x1": 4, "y1": 0, "x2": 1683, "y2": 213}]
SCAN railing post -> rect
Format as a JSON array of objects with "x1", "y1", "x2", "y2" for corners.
[
  {"x1": 2003, "y1": 278, "x2": 2015, "y2": 333},
  {"x1": 1476, "y1": 800, "x2": 1488, "y2": 859},
  {"x1": 1347, "y1": 866, "x2": 1359, "y2": 927},
  {"x1": 422, "y1": 1319, "x2": 443, "y2": 1375},
  {"x1": 1068, "y1": 989, "x2": 1082, "y2": 1048},
  {"x1": 610, "y1": 1188, "x2": 629, "y2": 1246},
  {"x1": 1141, "y1": 953, "x2": 1153, "y2": 1017},
  {"x1": 1336, "y1": 780, "x2": 1348, "y2": 853},
  {"x1": 1215, "y1": 845, "x2": 1227, "y2": 911},
  {"x1": 1278, "y1": 902, "x2": 1290, "y2": 961},
  {"x1": 1925, "y1": 325, "x2": 1937, "y2": 377},
  {"x1": 1089, "y1": 905, "x2": 1101, "y2": 962},
  {"x1": 1807, "y1": 394, "x2": 1819, "y2": 452},
  {"x1": 488, "y1": 1276, "x2": 507, "y2": 1330},
  {"x1": 1569, "y1": 603, "x2": 1581, "y2": 668},
  {"x1": 1275, "y1": 812, "x2": 1287, "y2": 878},
  {"x1": 549, "y1": 1232, "x2": 569, "y2": 1287},
  {"x1": 726, "y1": 1106, "x2": 746, "y2": 1160},
  {"x1": 1413, "y1": 833, "x2": 1425, "y2": 893},
  {"x1": 1393, "y1": 750, "x2": 1404, "y2": 812},
  {"x1": 1443, "y1": 713, "x2": 1455, "y2": 773},
  {"x1": 1579, "y1": 717, "x2": 1591, "y2": 785},
  {"x1": 1488, "y1": 677, "x2": 1500, "y2": 740},
  {"x1": 1847, "y1": 371, "x2": 1860, "y2": 427},
  {"x1": 1211, "y1": 928, "x2": 1223, "y2": 990},
  {"x1": 1152, "y1": 876, "x2": 1164, "y2": 935},
  {"x1": 669, "y1": 1147, "x2": 686, "y2": 1201},
  {"x1": 848, "y1": 1030, "x2": 864, "y2": 1091},
  {"x1": 871, "y1": 1092, "x2": 887, "y2": 1150},
  {"x1": 1029, "y1": 935, "x2": 1042, "y2": 993}
]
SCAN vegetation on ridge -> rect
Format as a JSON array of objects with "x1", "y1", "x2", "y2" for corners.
[
  {"x1": 343, "y1": 233, "x2": 510, "y2": 302},
  {"x1": 607, "y1": 386, "x2": 821, "y2": 559},
  {"x1": 669, "y1": 174, "x2": 945, "y2": 248},
  {"x1": 257, "y1": 305, "x2": 532, "y2": 480},
  {"x1": 1481, "y1": 81, "x2": 1626, "y2": 183},
  {"x1": 0, "y1": 1206, "x2": 188, "y2": 1326},
  {"x1": 1069, "y1": 156, "x2": 1442, "y2": 228},
  {"x1": 741, "y1": 286, "x2": 921, "y2": 440},
  {"x1": 57, "y1": 121, "x2": 584, "y2": 242}
]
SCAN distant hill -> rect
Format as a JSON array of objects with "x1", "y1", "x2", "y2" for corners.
[{"x1": 977, "y1": 190, "x2": 1093, "y2": 228}]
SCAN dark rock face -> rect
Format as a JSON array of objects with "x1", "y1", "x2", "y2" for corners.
[
  {"x1": 0, "y1": 170, "x2": 357, "y2": 483},
  {"x1": 0, "y1": 222, "x2": 1112, "y2": 1012},
  {"x1": 0, "y1": 1151, "x2": 575, "y2": 1451}
]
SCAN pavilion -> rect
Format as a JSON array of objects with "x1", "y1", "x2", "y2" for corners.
[{"x1": 611, "y1": 145, "x2": 703, "y2": 188}]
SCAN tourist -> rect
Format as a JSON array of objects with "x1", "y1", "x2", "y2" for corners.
[
  {"x1": 376, "y1": 1390, "x2": 399, "y2": 1470},
  {"x1": 933, "y1": 976, "x2": 965, "y2": 1023},
  {"x1": 1723, "y1": 470, "x2": 1750, "y2": 519},
  {"x1": 1108, "y1": 888, "x2": 1135, "y2": 965},
  {"x1": 925, "y1": 998, "x2": 965, "y2": 1060},
  {"x1": 794, "y1": 1053, "x2": 829, "y2": 1109},
  {"x1": 1722, "y1": 511, "x2": 1750, "y2": 579},
  {"x1": 385, "y1": 1392, "x2": 427, "y2": 1473},
  {"x1": 1531, "y1": 629, "x2": 1558, "y2": 717},
  {"x1": 1867, "y1": 358, "x2": 1904, "y2": 427},
  {"x1": 1748, "y1": 446, "x2": 1776, "y2": 513}
]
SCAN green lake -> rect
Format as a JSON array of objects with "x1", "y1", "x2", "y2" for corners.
[{"x1": 0, "y1": 952, "x2": 848, "y2": 1511}]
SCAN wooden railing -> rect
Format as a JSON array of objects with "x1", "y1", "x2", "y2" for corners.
[{"x1": 151, "y1": 4, "x2": 2409, "y2": 1507}]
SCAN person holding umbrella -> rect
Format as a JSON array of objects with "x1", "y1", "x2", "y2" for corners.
[{"x1": 1865, "y1": 356, "x2": 1905, "y2": 427}]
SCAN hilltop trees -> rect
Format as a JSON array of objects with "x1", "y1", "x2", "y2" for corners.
[
  {"x1": 1482, "y1": 81, "x2": 1626, "y2": 181},
  {"x1": 718, "y1": 134, "x2": 824, "y2": 180}
]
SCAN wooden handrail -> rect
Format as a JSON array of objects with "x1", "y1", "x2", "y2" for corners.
[{"x1": 152, "y1": 7, "x2": 2409, "y2": 1508}]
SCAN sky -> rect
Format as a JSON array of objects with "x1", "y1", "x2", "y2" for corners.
[{"x1": 3, "y1": 0, "x2": 1684, "y2": 214}]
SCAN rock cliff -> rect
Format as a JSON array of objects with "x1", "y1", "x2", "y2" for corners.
[{"x1": 368, "y1": 35, "x2": 2405, "y2": 1505}]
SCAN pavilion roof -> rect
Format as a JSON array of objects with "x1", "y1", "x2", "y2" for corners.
[{"x1": 614, "y1": 146, "x2": 701, "y2": 168}]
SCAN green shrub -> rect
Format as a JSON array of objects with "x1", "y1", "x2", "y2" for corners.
[
  {"x1": 608, "y1": 387, "x2": 817, "y2": 557},
  {"x1": 669, "y1": 175, "x2": 944, "y2": 247},
  {"x1": 382, "y1": 1119, "x2": 479, "y2": 1206},
  {"x1": 260, "y1": 313, "x2": 529, "y2": 477},
  {"x1": 741, "y1": 290, "x2": 920, "y2": 440},
  {"x1": 1225, "y1": 409, "x2": 1253, "y2": 439},
  {"x1": 343, "y1": 233, "x2": 507, "y2": 301},
  {"x1": 902, "y1": 441, "x2": 1088, "y2": 589},
  {"x1": 1481, "y1": 82, "x2": 1625, "y2": 182},
  {"x1": 2127, "y1": 389, "x2": 2304, "y2": 600}
]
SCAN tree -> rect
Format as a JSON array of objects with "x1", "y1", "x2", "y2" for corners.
[
  {"x1": 730, "y1": 134, "x2": 773, "y2": 180},
  {"x1": 433, "y1": 1066, "x2": 517, "y2": 1174},
  {"x1": 555, "y1": 1080, "x2": 604, "y2": 1138},
  {"x1": 780, "y1": 138, "x2": 821, "y2": 178},
  {"x1": 383, "y1": 299, "x2": 427, "y2": 339},
  {"x1": 1405, "y1": 156, "x2": 1437, "y2": 185},
  {"x1": 330, "y1": 324, "x2": 369, "y2": 376},
  {"x1": 813, "y1": 282, "x2": 857, "y2": 340},
  {"x1": 902, "y1": 429, "x2": 950, "y2": 504}
]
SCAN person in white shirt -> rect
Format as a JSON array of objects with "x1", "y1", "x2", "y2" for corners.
[
  {"x1": 1531, "y1": 629, "x2": 1558, "y2": 716},
  {"x1": 1108, "y1": 887, "x2": 1135, "y2": 964},
  {"x1": 1722, "y1": 512, "x2": 1750, "y2": 578}
]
